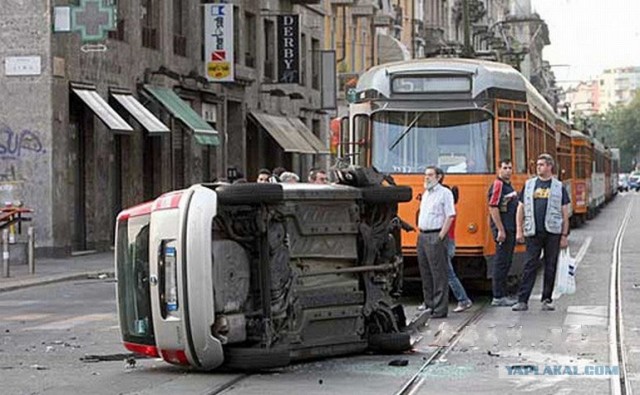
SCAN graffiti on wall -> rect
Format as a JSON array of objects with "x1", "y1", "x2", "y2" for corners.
[
  {"x1": 0, "y1": 124, "x2": 46, "y2": 195},
  {"x1": 0, "y1": 124, "x2": 45, "y2": 160}
]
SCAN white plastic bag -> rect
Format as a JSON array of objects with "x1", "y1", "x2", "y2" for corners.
[{"x1": 554, "y1": 248, "x2": 576, "y2": 295}]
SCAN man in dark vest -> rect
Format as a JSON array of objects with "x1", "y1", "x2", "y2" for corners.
[{"x1": 512, "y1": 153, "x2": 570, "y2": 312}]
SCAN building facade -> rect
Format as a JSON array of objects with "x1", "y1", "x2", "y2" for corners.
[
  {"x1": 564, "y1": 80, "x2": 601, "y2": 118},
  {"x1": 599, "y1": 67, "x2": 640, "y2": 112},
  {"x1": 1, "y1": 0, "x2": 329, "y2": 255}
]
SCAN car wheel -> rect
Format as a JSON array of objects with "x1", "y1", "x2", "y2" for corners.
[
  {"x1": 223, "y1": 346, "x2": 291, "y2": 370},
  {"x1": 368, "y1": 332, "x2": 412, "y2": 354},
  {"x1": 360, "y1": 186, "x2": 413, "y2": 204},
  {"x1": 216, "y1": 183, "x2": 283, "y2": 205}
]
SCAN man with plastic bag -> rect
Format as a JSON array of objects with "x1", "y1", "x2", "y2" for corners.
[{"x1": 512, "y1": 154, "x2": 570, "y2": 312}]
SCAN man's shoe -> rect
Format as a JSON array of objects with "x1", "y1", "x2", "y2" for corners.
[
  {"x1": 431, "y1": 312, "x2": 448, "y2": 318},
  {"x1": 453, "y1": 300, "x2": 473, "y2": 313},
  {"x1": 541, "y1": 300, "x2": 555, "y2": 311},
  {"x1": 512, "y1": 302, "x2": 528, "y2": 311},
  {"x1": 417, "y1": 304, "x2": 432, "y2": 314},
  {"x1": 492, "y1": 297, "x2": 518, "y2": 307}
]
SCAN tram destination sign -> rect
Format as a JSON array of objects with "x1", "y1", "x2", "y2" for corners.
[{"x1": 391, "y1": 75, "x2": 472, "y2": 94}]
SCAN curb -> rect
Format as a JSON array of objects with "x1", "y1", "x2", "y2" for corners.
[{"x1": 0, "y1": 270, "x2": 115, "y2": 293}]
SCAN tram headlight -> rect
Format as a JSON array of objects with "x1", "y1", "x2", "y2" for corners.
[{"x1": 467, "y1": 223, "x2": 478, "y2": 233}]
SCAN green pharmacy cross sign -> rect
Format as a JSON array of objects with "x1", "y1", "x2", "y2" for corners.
[{"x1": 71, "y1": 0, "x2": 115, "y2": 42}]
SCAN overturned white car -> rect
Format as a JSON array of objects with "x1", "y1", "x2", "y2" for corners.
[{"x1": 115, "y1": 169, "x2": 413, "y2": 370}]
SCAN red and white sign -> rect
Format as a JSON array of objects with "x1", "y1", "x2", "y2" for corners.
[{"x1": 204, "y1": 4, "x2": 234, "y2": 82}]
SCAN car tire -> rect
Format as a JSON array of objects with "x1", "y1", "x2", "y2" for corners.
[
  {"x1": 216, "y1": 184, "x2": 283, "y2": 205},
  {"x1": 360, "y1": 186, "x2": 413, "y2": 204},
  {"x1": 223, "y1": 346, "x2": 291, "y2": 370},
  {"x1": 368, "y1": 332, "x2": 412, "y2": 354}
]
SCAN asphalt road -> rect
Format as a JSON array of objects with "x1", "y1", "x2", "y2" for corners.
[{"x1": 1, "y1": 192, "x2": 638, "y2": 395}]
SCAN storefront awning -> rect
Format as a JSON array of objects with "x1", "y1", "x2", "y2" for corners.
[
  {"x1": 71, "y1": 87, "x2": 133, "y2": 133},
  {"x1": 287, "y1": 118, "x2": 330, "y2": 155},
  {"x1": 249, "y1": 112, "x2": 316, "y2": 154},
  {"x1": 143, "y1": 85, "x2": 220, "y2": 145},
  {"x1": 110, "y1": 92, "x2": 170, "y2": 134}
]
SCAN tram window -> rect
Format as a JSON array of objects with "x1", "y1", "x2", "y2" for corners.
[
  {"x1": 514, "y1": 122, "x2": 526, "y2": 173},
  {"x1": 370, "y1": 110, "x2": 494, "y2": 174},
  {"x1": 576, "y1": 160, "x2": 586, "y2": 179},
  {"x1": 340, "y1": 121, "x2": 350, "y2": 157},
  {"x1": 513, "y1": 110, "x2": 526, "y2": 119},
  {"x1": 499, "y1": 121, "x2": 512, "y2": 163},
  {"x1": 353, "y1": 115, "x2": 369, "y2": 167},
  {"x1": 498, "y1": 108, "x2": 511, "y2": 118},
  {"x1": 339, "y1": 117, "x2": 349, "y2": 157}
]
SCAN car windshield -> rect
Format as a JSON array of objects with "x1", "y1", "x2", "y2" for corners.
[
  {"x1": 116, "y1": 215, "x2": 154, "y2": 345},
  {"x1": 371, "y1": 110, "x2": 494, "y2": 174}
]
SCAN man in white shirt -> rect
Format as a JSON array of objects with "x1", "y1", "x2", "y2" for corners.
[{"x1": 417, "y1": 166, "x2": 456, "y2": 318}]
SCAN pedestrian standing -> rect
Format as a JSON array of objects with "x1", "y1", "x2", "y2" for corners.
[
  {"x1": 488, "y1": 160, "x2": 519, "y2": 306},
  {"x1": 308, "y1": 169, "x2": 329, "y2": 184},
  {"x1": 439, "y1": 179, "x2": 472, "y2": 313},
  {"x1": 512, "y1": 154, "x2": 570, "y2": 312},
  {"x1": 271, "y1": 167, "x2": 287, "y2": 183},
  {"x1": 256, "y1": 168, "x2": 272, "y2": 183},
  {"x1": 279, "y1": 171, "x2": 300, "y2": 183},
  {"x1": 417, "y1": 166, "x2": 456, "y2": 318}
]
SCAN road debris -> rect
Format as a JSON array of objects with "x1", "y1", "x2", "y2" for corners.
[{"x1": 388, "y1": 359, "x2": 409, "y2": 367}]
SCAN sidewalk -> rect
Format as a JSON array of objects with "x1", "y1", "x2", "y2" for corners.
[{"x1": 0, "y1": 251, "x2": 115, "y2": 293}]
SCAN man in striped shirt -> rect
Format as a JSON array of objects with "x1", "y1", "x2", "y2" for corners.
[{"x1": 487, "y1": 160, "x2": 519, "y2": 306}]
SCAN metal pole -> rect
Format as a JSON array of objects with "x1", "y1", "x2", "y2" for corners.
[
  {"x1": 2, "y1": 229, "x2": 9, "y2": 278},
  {"x1": 28, "y1": 226, "x2": 35, "y2": 274}
]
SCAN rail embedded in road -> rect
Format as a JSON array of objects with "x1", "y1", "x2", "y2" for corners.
[{"x1": 609, "y1": 198, "x2": 634, "y2": 395}]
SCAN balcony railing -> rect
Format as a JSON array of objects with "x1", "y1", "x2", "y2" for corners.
[{"x1": 351, "y1": 6, "x2": 375, "y2": 16}]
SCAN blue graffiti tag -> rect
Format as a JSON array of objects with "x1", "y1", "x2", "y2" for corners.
[{"x1": 0, "y1": 124, "x2": 45, "y2": 159}]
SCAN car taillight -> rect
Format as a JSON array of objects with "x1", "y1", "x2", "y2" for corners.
[
  {"x1": 160, "y1": 349, "x2": 190, "y2": 365},
  {"x1": 123, "y1": 342, "x2": 159, "y2": 358},
  {"x1": 152, "y1": 190, "x2": 185, "y2": 211}
]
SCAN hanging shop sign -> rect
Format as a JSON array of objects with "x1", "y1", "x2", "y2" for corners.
[
  {"x1": 204, "y1": 4, "x2": 234, "y2": 82},
  {"x1": 277, "y1": 15, "x2": 300, "y2": 84}
]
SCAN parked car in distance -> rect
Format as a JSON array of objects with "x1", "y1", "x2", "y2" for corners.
[
  {"x1": 619, "y1": 173, "x2": 629, "y2": 192},
  {"x1": 629, "y1": 172, "x2": 640, "y2": 192}
]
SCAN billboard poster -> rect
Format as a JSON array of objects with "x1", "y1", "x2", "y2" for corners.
[
  {"x1": 277, "y1": 15, "x2": 299, "y2": 84},
  {"x1": 204, "y1": 4, "x2": 234, "y2": 82}
]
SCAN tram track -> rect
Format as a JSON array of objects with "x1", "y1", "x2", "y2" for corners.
[
  {"x1": 610, "y1": 198, "x2": 634, "y2": 395},
  {"x1": 394, "y1": 302, "x2": 490, "y2": 395},
  {"x1": 207, "y1": 302, "x2": 491, "y2": 395}
]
